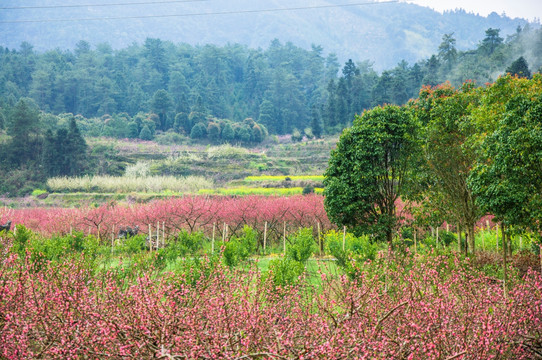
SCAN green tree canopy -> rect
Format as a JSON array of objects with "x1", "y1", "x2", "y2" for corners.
[
  {"x1": 7, "y1": 97, "x2": 41, "y2": 166},
  {"x1": 469, "y1": 74, "x2": 542, "y2": 233},
  {"x1": 506, "y1": 56, "x2": 531, "y2": 78},
  {"x1": 324, "y1": 105, "x2": 420, "y2": 245},
  {"x1": 413, "y1": 82, "x2": 482, "y2": 253}
]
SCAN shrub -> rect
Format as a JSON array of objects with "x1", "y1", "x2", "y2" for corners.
[
  {"x1": 190, "y1": 123, "x2": 207, "y2": 139},
  {"x1": 121, "y1": 234, "x2": 147, "y2": 254},
  {"x1": 286, "y1": 227, "x2": 314, "y2": 264},
  {"x1": 291, "y1": 128, "x2": 303, "y2": 142},
  {"x1": 438, "y1": 230, "x2": 457, "y2": 246},
  {"x1": 266, "y1": 257, "x2": 305, "y2": 286},
  {"x1": 124, "y1": 161, "x2": 151, "y2": 178},
  {"x1": 31, "y1": 189, "x2": 48, "y2": 197},
  {"x1": 139, "y1": 124, "x2": 153, "y2": 140},
  {"x1": 325, "y1": 230, "x2": 379, "y2": 277},
  {"x1": 221, "y1": 225, "x2": 258, "y2": 267},
  {"x1": 166, "y1": 230, "x2": 205, "y2": 259},
  {"x1": 11, "y1": 224, "x2": 33, "y2": 255}
]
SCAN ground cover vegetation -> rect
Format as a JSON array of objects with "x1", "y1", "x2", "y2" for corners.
[
  {"x1": 1, "y1": 25, "x2": 541, "y2": 196},
  {"x1": 1, "y1": 19, "x2": 542, "y2": 359},
  {"x1": 0, "y1": 216, "x2": 541, "y2": 358}
]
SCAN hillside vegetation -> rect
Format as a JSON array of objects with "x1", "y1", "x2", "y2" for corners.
[
  {"x1": 0, "y1": 0, "x2": 532, "y2": 69},
  {"x1": 0, "y1": 15, "x2": 541, "y2": 196}
]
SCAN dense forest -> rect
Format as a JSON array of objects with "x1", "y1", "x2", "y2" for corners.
[
  {"x1": 0, "y1": 24, "x2": 541, "y2": 195},
  {"x1": 0, "y1": 0, "x2": 531, "y2": 70},
  {"x1": 1, "y1": 25, "x2": 542, "y2": 135}
]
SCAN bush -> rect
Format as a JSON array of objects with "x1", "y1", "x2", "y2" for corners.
[
  {"x1": 221, "y1": 225, "x2": 258, "y2": 267},
  {"x1": 11, "y1": 224, "x2": 33, "y2": 256},
  {"x1": 165, "y1": 230, "x2": 205, "y2": 259},
  {"x1": 121, "y1": 234, "x2": 147, "y2": 254},
  {"x1": 267, "y1": 257, "x2": 305, "y2": 287},
  {"x1": 439, "y1": 230, "x2": 457, "y2": 247},
  {"x1": 190, "y1": 123, "x2": 207, "y2": 139},
  {"x1": 325, "y1": 230, "x2": 379, "y2": 278},
  {"x1": 291, "y1": 128, "x2": 303, "y2": 142},
  {"x1": 32, "y1": 189, "x2": 48, "y2": 197},
  {"x1": 286, "y1": 227, "x2": 314, "y2": 264}
]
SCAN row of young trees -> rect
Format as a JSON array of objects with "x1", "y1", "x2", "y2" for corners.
[
  {"x1": 324, "y1": 74, "x2": 542, "y2": 254},
  {"x1": 1, "y1": 26, "x2": 541, "y2": 139}
]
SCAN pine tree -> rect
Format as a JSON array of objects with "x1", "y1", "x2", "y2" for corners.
[
  {"x1": 221, "y1": 123, "x2": 235, "y2": 143},
  {"x1": 311, "y1": 105, "x2": 323, "y2": 138},
  {"x1": 66, "y1": 117, "x2": 88, "y2": 175},
  {"x1": 7, "y1": 98, "x2": 41, "y2": 167},
  {"x1": 506, "y1": 57, "x2": 531, "y2": 78},
  {"x1": 139, "y1": 124, "x2": 153, "y2": 140}
]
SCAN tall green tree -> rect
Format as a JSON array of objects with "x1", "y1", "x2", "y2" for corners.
[
  {"x1": 66, "y1": 116, "x2": 88, "y2": 175},
  {"x1": 310, "y1": 105, "x2": 323, "y2": 138},
  {"x1": 7, "y1": 98, "x2": 41, "y2": 167},
  {"x1": 480, "y1": 28, "x2": 504, "y2": 56},
  {"x1": 469, "y1": 75, "x2": 542, "y2": 237},
  {"x1": 414, "y1": 82, "x2": 482, "y2": 254},
  {"x1": 324, "y1": 105, "x2": 420, "y2": 246},
  {"x1": 151, "y1": 89, "x2": 173, "y2": 131},
  {"x1": 438, "y1": 33, "x2": 457, "y2": 70}
]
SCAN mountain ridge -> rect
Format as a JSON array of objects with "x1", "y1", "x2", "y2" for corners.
[{"x1": 0, "y1": 0, "x2": 534, "y2": 70}]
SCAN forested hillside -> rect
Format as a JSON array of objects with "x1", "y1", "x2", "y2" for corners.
[
  {"x1": 0, "y1": 0, "x2": 533, "y2": 70},
  {"x1": 1, "y1": 19, "x2": 541, "y2": 196},
  {"x1": 1, "y1": 24, "x2": 541, "y2": 137}
]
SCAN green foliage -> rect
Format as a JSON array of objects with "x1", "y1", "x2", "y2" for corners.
[
  {"x1": 325, "y1": 230, "x2": 378, "y2": 270},
  {"x1": 174, "y1": 255, "x2": 221, "y2": 287},
  {"x1": 291, "y1": 128, "x2": 303, "y2": 142},
  {"x1": 139, "y1": 124, "x2": 153, "y2": 140},
  {"x1": 42, "y1": 117, "x2": 88, "y2": 177},
  {"x1": 286, "y1": 228, "x2": 315, "y2": 264},
  {"x1": 438, "y1": 230, "x2": 457, "y2": 247},
  {"x1": 165, "y1": 230, "x2": 205, "y2": 259},
  {"x1": 506, "y1": 57, "x2": 531, "y2": 78},
  {"x1": 31, "y1": 189, "x2": 48, "y2": 197},
  {"x1": 221, "y1": 123, "x2": 235, "y2": 142},
  {"x1": 266, "y1": 257, "x2": 305, "y2": 287},
  {"x1": 324, "y1": 105, "x2": 420, "y2": 244},
  {"x1": 221, "y1": 226, "x2": 258, "y2": 267},
  {"x1": 11, "y1": 224, "x2": 33, "y2": 256},
  {"x1": 302, "y1": 185, "x2": 314, "y2": 195},
  {"x1": 413, "y1": 82, "x2": 482, "y2": 253},
  {"x1": 469, "y1": 75, "x2": 542, "y2": 233},
  {"x1": 121, "y1": 234, "x2": 147, "y2": 254},
  {"x1": 190, "y1": 123, "x2": 207, "y2": 139}
]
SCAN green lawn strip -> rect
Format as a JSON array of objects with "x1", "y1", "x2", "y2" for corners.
[
  {"x1": 198, "y1": 187, "x2": 323, "y2": 196},
  {"x1": 244, "y1": 175, "x2": 324, "y2": 182}
]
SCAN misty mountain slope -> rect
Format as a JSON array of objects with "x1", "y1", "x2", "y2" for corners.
[{"x1": 0, "y1": 0, "x2": 532, "y2": 69}]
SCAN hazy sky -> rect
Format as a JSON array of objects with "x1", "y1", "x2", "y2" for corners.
[{"x1": 403, "y1": 0, "x2": 542, "y2": 21}]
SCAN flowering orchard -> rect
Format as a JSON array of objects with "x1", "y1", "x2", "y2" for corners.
[
  {"x1": 0, "y1": 195, "x2": 332, "y2": 243},
  {"x1": 0, "y1": 246, "x2": 541, "y2": 359}
]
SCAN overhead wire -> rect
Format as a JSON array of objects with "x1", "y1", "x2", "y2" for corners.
[
  {"x1": 0, "y1": 0, "x2": 210, "y2": 10},
  {"x1": 0, "y1": 1, "x2": 399, "y2": 23}
]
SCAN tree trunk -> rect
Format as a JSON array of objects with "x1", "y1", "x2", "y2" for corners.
[
  {"x1": 502, "y1": 223, "x2": 508, "y2": 298},
  {"x1": 386, "y1": 229, "x2": 394, "y2": 250},
  {"x1": 467, "y1": 224, "x2": 475, "y2": 256}
]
